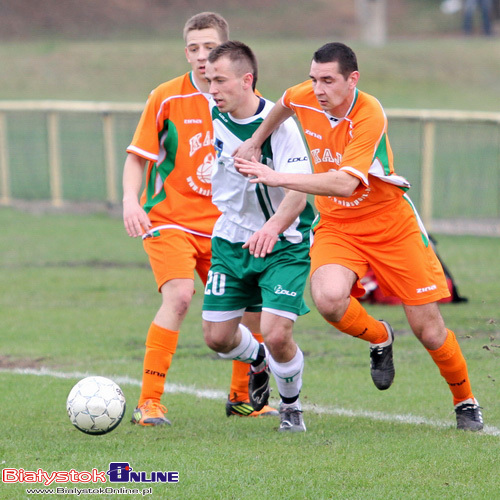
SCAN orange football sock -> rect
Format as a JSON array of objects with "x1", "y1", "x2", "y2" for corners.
[
  {"x1": 138, "y1": 323, "x2": 179, "y2": 406},
  {"x1": 426, "y1": 329, "x2": 474, "y2": 406},
  {"x1": 229, "y1": 332, "x2": 264, "y2": 402},
  {"x1": 329, "y1": 296, "x2": 388, "y2": 344}
]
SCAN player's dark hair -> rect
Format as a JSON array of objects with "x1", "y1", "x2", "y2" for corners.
[
  {"x1": 208, "y1": 40, "x2": 258, "y2": 91},
  {"x1": 183, "y1": 12, "x2": 229, "y2": 43},
  {"x1": 313, "y1": 42, "x2": 358, "y2": 79}
]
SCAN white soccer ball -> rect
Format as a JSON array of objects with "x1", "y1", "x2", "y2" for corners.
[{"x1": 66, "y1": 376, "x2": 126, "y2": 435}]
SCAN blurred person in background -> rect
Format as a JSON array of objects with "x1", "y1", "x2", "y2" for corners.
[{"x1": 463, "y1": 0, "x2": 494, "y2": 35}]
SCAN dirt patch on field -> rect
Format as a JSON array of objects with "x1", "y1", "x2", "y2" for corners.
[{"x1": 0, "y1": 355, "x2": 49, "y2": 370}]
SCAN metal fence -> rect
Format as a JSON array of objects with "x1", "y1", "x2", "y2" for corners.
[{"x1": 0, "y1": 101, "x2": 499, "y2": 234}]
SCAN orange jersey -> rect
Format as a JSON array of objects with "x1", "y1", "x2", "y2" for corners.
[
  {"x1": 127, "y1": 72, "x2": 220, "y2": 236},
  {"x1": 282, "y1": 82, "x2": 411, "y2": 219}
]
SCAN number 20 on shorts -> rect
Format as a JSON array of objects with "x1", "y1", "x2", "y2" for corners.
[{"x1": 205, "y1": 271, "x2": 226, "y2": 296}]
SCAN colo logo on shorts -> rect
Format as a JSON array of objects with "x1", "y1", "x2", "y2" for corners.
[{"x1": 274, "y1": 285, "x2": 297, "y2": 297}]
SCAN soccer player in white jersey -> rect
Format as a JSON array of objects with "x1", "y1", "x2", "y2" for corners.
[{"x1": 202, "y1": 41, "x2": 315, "y2": 432}]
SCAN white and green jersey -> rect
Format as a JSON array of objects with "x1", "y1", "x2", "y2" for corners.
[{"x1": 210, "y1": 97, "x2": 314, "y2": 246}]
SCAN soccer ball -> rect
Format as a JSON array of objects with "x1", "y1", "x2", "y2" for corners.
[{"x1": 66, "y1": 376, "x2": 126, "y2": 435}]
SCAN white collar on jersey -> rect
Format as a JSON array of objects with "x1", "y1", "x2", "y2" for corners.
[
  {"x1": 323, "y1": 88, "x2": 358, "y2": 128},
  {"x1": 323, "y1": 111, "x2": 344, "y2": 129}
]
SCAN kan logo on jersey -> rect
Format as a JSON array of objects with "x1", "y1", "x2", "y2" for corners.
[
  {"x1": 310, "y1": 148, "x2": 342, "y2": 166},
  {"x1": 188, "y1": 130, "x2": 213, "y2": 157}
]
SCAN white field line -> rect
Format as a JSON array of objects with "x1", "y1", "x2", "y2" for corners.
[{"x1": 3, "y1": 367, "x2": 499, "y2": 437}]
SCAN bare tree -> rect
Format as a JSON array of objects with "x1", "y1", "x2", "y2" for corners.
[{"x1": 356, "y1": 0, "x2": 387, "y2": 46}]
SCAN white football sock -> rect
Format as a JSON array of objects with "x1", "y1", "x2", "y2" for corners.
[
  {"x1": 268, "y1": 346, "x2": 304, "y2": 399},
  {"x1": 218, "y1": 323, "x2": 260, "y2": 363}
]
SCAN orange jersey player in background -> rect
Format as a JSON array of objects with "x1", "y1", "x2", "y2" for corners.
[
  {"x1": 235, "y1": 42, "x2": 483, "y2": 431},
  {"x1": 122, "y1": 12, "x2": 277, "y2": 426}
]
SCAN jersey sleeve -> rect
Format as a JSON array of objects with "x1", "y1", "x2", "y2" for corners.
[
  {"x1": 280, "y1": 88, "x2": 292, "y2": 109},
  {"x1": 280, "y1": 80, "x2": 312, "y2": 112},
  {"x1": 270, "y1": 118, "x2": 312, "y2": 175},
  {"x1": 126, "y1": 87, "x2": 168, "y2": 161},
  {"x1": 281, "y1": 85, "x2": 299, "y2": 112}
]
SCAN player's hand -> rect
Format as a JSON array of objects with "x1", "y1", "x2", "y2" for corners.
[
  {"x1": 242, "y1": 225, "x2": 280, "y2": 258},
  {"x1": 123, "y1": 199, "x2": 152, "y2": 238},
  {"x1": 232, "y1": 138, "x2": 261, "y2": 161},
  {"x1": 234, "y1": 156, "x2": 281, "y2": 187}
]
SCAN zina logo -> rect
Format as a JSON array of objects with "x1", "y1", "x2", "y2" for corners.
[{"x1": 106, "y1": 463, "x2": 179, "y2": 483}]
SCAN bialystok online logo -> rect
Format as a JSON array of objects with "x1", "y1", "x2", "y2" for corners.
[{"x1": 2, "y1": 462, "x2": 179, "y2": 486}]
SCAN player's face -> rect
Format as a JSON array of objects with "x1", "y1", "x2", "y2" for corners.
[
  {"x1": 185, "y1": 28, "x2": 223, "y2": 84},
  {"x1": 205, "y1": 56, "x2": 249, "y2": 117},
  {"x1": 309, "y1": 60, "x2": 359, "y2": 117}
]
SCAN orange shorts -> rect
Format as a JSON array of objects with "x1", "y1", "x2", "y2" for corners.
[
  {"x1": 143, "y1": 228, "x2": 212, "y2": 291},
  {"x1": 310, "y1": 197, "x2": 450, "y2": 306}
]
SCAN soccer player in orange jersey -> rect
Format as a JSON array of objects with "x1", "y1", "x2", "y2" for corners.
[
  {"x1": 235, "y1": 42, "x2": 483, "y2": 431},
  {"x1": 122, "y1": 12, "x2": 277, "y2": 426}
]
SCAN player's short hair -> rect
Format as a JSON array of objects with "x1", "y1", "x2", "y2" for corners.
[
  {"x1": 183, "y1": 12, "x2": 229, "y2": 43},
  {"x1": 208, "y1": 41, "x2": 258, "y2": 91},
  {"x1": 313, "y1": 42, "x2": 358, "y2": 79}
]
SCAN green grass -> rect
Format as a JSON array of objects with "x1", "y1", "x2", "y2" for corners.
[
  {"x1": 0, "y1": 208, "x2": 499, "y2": 499},
  {"x1": 1, "y1": 38, "x2": 499, "y2": 109}
]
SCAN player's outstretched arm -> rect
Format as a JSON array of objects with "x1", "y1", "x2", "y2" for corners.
[
  {"x1": 235, "y1": 156, "x2": 361, "y2": 197},
  {"x1": 122, "y1": 153, "x2": 152, "y2": 238},
  {"x1": 233, "y1": 100, "x2": 294, "y2": 161}
]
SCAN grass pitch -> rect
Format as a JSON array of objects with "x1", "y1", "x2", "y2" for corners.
[{"x1": 1, "y1": 207, "x2": 499, "y2": 500}]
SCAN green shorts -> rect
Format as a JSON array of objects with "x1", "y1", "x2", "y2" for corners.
[{"x1": 202, "y1": 236, "x2": 310, "y2": 316}]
